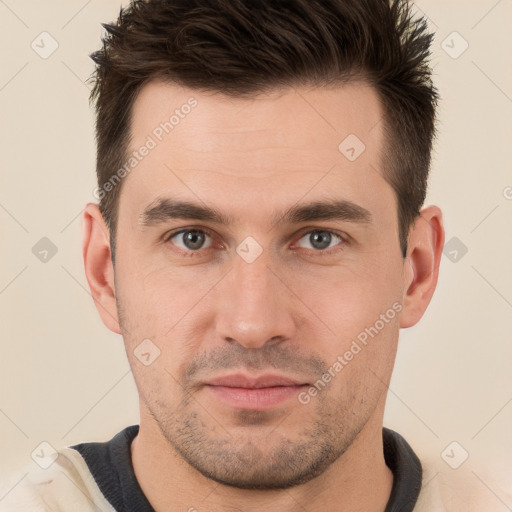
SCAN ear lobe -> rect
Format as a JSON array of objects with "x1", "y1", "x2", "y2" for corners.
[
  {"x1": 399, "y1": 205, "x2": 445, "y2": 328},
  {"x1": 82, "y1": 203, "x2": 121, "y2": 334}
]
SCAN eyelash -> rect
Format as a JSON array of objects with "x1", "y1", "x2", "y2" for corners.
[{"x1": 163, "y1": 227, "x2": 348, "y2": 258}]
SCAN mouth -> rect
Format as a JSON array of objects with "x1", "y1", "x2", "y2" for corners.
[{"x1": 203, "y1": 373, "x2": 309, "y2": 410}]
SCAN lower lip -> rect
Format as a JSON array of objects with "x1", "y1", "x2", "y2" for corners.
[{"x1": 205, "y1": 384, "x2": 308, "y2": 410}]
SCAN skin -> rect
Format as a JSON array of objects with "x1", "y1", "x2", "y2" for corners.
[{"x1": 82, "y1": 79, "x2": 444, "y2": 512}]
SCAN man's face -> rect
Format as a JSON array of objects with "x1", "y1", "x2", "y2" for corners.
[{"x1": 114, "y1": 80, "x2": 407, "y2": 489}]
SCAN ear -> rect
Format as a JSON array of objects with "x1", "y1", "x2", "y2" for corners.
[
  {"x1": 399, "y1": 205, "x2": 445, "y2": 328},
  {"x1": 82, "y1": 203, "x2": 121, "y2": 334}
]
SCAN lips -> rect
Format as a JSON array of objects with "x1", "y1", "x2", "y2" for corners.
[
  {"x1": 203, "y1": 373, "x2": 309, "y2": 410},
  {"x1": 205, "y1": 373, "x2": 307, "y2": 389}
]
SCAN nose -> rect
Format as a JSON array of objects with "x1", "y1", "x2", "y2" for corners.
[{"x1": 214, "y1": 249, "x2": 298, "y2": 350}]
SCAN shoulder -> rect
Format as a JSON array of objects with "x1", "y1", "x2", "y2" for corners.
[
  {"x1": 0, "y1": 447, "x2": 115, "y2": 512},
  {"x1": 414, "y1": 455, "x2": 512, "y2": 512}
]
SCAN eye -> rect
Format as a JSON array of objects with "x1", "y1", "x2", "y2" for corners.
[
  {"x1": 163, "y1": 227, "x2": 347, "y2": 258},
  {"x1": 165, "y1": 228, "x2": 214, "y2": 254},
  {"x1": 295, "y1": 229, "x2": 346, "y2": 253}
]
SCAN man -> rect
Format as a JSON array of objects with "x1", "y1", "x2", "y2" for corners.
[{"x1": 1, "y1": 0, "x2": 459, "y2": 510}]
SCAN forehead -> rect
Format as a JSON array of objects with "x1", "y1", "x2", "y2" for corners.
[
  {"x1": 129, "y1": 79, "x2": 382, "y2": 155},
  {"x1": 119, "y1": 79, "x2": 392, "y2": 227}
]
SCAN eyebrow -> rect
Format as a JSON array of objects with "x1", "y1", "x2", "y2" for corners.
[{"x1": 138, "y1": 197, "x2": 372, "y2": 228}]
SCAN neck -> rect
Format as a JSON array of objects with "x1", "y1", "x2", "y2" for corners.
[{"x1": 131, "y1": 402, "x2": 394, "y2": 512}]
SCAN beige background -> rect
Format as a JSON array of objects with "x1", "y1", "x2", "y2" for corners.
[{"x1": 1, "y1": 0, "x2": 511, "y2": 506}]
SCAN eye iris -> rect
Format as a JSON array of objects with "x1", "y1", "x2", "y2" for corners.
[
  {"x1": 310, "y1": 231, "x2": 332, "y2": 250},
  {"x1": 183, "y1": 230, "x2": 206, "y2": 250}
]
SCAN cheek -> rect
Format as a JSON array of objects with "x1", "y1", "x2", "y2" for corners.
[
  {"x1": 289, "y1": 260, "x2": 402, "y2": 379},
  {"x1": 115, "y1": 262, "x2": 212, "y2": 377},
  {"x1": 293, "y1": 258, "x2": 402, "y2": 330},
  {"x1": 116, "y1": 255, "x2": 194, "y2": 330}
]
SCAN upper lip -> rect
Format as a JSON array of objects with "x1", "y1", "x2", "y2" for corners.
[{"x1": 204, "y1": 374, "x2": 307, "y2": 389}]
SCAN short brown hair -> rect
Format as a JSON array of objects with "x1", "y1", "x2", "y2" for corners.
[{"x1": 88, "y1": 0, "x2": 438, "y2": 262}]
